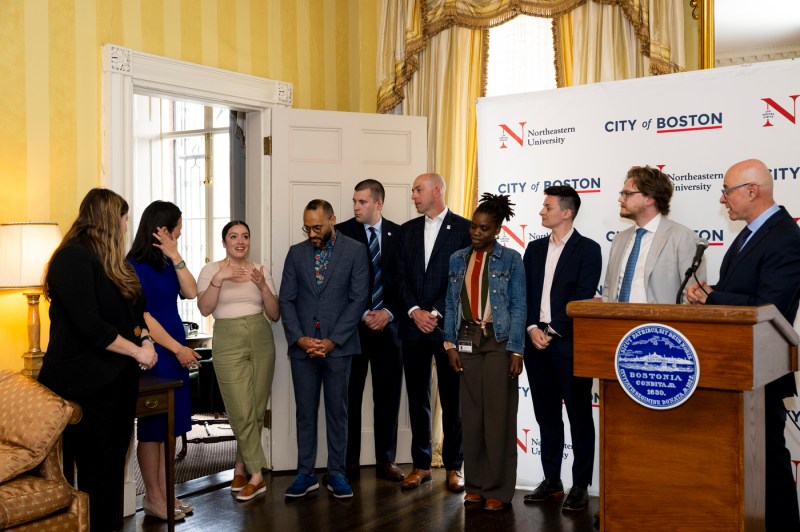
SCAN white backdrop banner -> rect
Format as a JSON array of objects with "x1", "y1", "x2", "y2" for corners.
[{"x1": 476, "y1": 59, "x2": 800, "y2": 498}]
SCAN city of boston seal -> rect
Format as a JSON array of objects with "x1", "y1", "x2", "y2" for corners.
[{"x1": 615, "y1": 323, "x2": 699, "y2": 410}]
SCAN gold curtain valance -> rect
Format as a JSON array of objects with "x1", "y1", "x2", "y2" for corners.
[{"x1": 378, "y1": 0, "x2": 589, "y2": 113}]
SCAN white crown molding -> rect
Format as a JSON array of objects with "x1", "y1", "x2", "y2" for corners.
[{"x1": 716, "y1": 42, "x2": 800, "y2": 66}]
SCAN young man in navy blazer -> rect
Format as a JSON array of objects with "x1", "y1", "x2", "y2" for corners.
[
  {"x1": 280, "y1": 199, "x2": 370, "y2": 499},
  {"x1": 397, "y1": 173, "x2": 471, "y2": 492},
  {"x1": 335, "y1": 179, "x2": 406, "y2": 482},
  {"x1": 688, "y1": 159, "x2": 800, "y2": 530},
  {"x1": 522, "y1": 185, "x2": 602, "y2": 512}
]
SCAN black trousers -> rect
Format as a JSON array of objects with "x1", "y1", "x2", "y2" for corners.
[
  {"x1": 765, "y1": 372, "x2": 800, "y2": 531},
  {"x1": 63, "y1": 366, "x2": 139, "y2": 532},
  {"x1": 402, "y1": 332, "x2": 463, "y2": 471},
  {"x1": 346, "y1": 322, "x2": 404, "y2": 465},
  {"x1": 525, "y1": 338, "x2": 595, "y2": 488}
]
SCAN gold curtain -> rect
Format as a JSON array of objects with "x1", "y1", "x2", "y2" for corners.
[
  {"x1": 555, "y1": 0, "x2": 685, "y2": 87},
  {"x1": 377, "y1": 0, "x2": 586, "y2": 216},
  {"x1": 378, "y1": 0, "x2": 685, "y2": 214}
]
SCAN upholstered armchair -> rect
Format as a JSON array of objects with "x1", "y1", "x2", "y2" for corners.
[{"x1": 0, "y1": 370, "x2": 88, "y2": 530}]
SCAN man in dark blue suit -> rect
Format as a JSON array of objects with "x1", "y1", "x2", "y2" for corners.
[
  {"x1": 397, "y1": 173, "x2": 471, "y2": 491},
  {"x1": 280, "y1": 199, "x2": 370, "y2": 499},
  {"x1": 688, "y1": 159, "x2": 800, "y2": 530},
  {"x1": 522, "y1": 185, "x2": 602, "y2": 512},
  {"x1": 336, "y1": 179, "x2": 406, "y2": 482}
]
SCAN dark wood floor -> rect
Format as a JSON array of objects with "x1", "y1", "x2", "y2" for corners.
[{"x1": 123, "y1": 467, "x2": 598, "y2": 531}]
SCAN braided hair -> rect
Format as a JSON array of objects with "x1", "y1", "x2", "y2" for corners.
[{"x1": 474, "y1": 192, "x2": 515, "y2": 226}]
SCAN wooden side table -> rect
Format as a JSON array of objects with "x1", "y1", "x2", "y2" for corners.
[{"x1": 137, "y1": 376, "x2": 182, "y2": 531}]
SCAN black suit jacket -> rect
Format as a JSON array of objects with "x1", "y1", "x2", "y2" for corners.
[
  {"x1": 398, "y1": 209, "x2": 471, "y2": 341},
  {"x1": 38, "y1": 239, "x2": 146, "y2": 397},
  {"x1": 709, "y1": 206, "x2": 800, "y2": 323},
  {"x1": 523, "y1": 229, "x2": 602, "y2": 346},
  {"x1": 335, "y1": 216, "x2": 403, "y2": 320}
]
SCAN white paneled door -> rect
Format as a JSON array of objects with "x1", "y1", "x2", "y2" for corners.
[{"x1": 269, "y1": 108, "x2": 427, "y2": 471}]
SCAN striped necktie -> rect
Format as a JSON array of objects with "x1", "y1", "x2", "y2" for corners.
[
  {"x1": 368, "y1": 227, "x2": 383, "y2": 310},
  {"x1": 618, "y1": 227, "x2": 647, "y2": 303}
]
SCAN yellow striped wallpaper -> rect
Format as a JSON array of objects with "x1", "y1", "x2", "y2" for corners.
[{"x1": 0, "y1": 0, "x2": 379, "y2": 370}]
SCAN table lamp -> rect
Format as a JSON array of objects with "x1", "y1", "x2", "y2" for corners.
[{"x1": 0, "y1": 222, "x2": 62, "y2": 378}]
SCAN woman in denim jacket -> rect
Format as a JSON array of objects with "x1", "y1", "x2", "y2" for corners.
[{"x1": 443, "y1": 193, "x2": 526, "y2": 511}]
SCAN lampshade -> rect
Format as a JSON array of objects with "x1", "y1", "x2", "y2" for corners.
[{"x1": 0, "y1": 222, "x2": 62, "y2": 290}]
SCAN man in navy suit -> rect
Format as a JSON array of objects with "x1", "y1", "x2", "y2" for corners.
[
  {"x1": 280, "y1": 199, "x2": 370, "y2": 499},
  {"x1": 522, "y1": 185, "x2": 602, "y2": 512},
  {"x1": 336, "y1": 179, "x2": 406, "y2": 482},
  {"x1": 397, "y1": 173, "x2": 471, "y2": 491},
  {"x1": 688, "y1": 159, "x2": 800, "y2": 530}
]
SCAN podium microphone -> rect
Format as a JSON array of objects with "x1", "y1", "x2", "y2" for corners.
[{"x1": 676, "y1": 238, "x2": 708, "y2": 304}]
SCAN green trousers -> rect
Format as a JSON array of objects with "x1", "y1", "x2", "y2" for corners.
[{"x1": 212, "y1": 313, "x2": 275, "y2": 473}]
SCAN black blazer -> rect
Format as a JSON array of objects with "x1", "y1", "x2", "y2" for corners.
[
  {"x1": 38, "y1": 239, "x2": 146, "y2": 398},
  {"x1": 523, "y1": 229, "x2": 602, "y2": 345},
  {"x1": 398, "y1": 209, "x2": 471, "y2": 340},
  {"x1": 335, "y1": 216, "x2": 403, "y2": 319},
  {"x1": 709, "y1": 206, "x2": 800, "y2": 323}
]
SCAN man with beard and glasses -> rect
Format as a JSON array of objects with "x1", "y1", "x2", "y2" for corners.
[
  {"x1": 603, "y1": 165, "x2": 705, "y2": 305},
  {"x1": 280, "y1": 199, "x2": 370, "y2": 499}
]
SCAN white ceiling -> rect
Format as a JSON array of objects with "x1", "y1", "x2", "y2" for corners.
[{"x1": 714, "y1": 0, "x2": 800, "y2": 51}]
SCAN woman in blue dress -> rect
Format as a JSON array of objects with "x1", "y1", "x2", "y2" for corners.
[{"x1": 128, "y1": 201, "x2": 201, "y2": 522}]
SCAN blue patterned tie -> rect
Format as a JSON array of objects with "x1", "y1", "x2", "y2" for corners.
[
  {"x1": 731, "y1": 227, "x2": 751, "y2": 258},
  {"x1": 618, "y1": 227, "x2": 647, "y2": 303},
  {"x1": 368, "y1": 227, "x2": 383, "y2": 310}
]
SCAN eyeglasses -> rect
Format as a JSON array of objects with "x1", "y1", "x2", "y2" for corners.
[
  {"x1": 301, "y1": 224, "x2": 325, "y2": 234},
  {"x1": 720, "y1": 182, "x2": 753, "y2": 197},
  {"x1": 618, "y1": 190, "x2": 643, "y2": 199}
]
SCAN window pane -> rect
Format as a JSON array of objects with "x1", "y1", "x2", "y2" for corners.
[
  {"x1": 212, "y1": 131, "x2": 231, "y2": 223},
  {"x1": 166, "y1": 100, "x2": 206, "y2": 132},
  {"x1": 212, "y1": 107, "x2": 230, "y2": 129},
  {"x1": 486, "y1": 15, "x2": 557, "y2": 97}
]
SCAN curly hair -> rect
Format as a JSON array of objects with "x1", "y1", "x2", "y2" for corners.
[
  {"x1": 474, "y1": 192, "x2": 515, "y2": 225},
  {"x1": 626, "y1": 166, "x2": 673, "y2": 215},
  {"x1": 45, "y1": 188, "x2": 141, "y2": 302}
]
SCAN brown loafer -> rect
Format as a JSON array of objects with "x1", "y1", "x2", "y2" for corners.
[
  {"x1": 464, "y1": 492, "x2": 483, "y2": 504},
  {"x1": 236, "y1": 480, "x2": 267, "y2": 501},
  {"x1": 446, "y1": 470, "x2": 465, "y2": 492},
  {"x1": 377, "y1": 462, "x2": 405, "y2": 482},
  {"x1": 484, "y1": 498, "x2": 505, "y2": 511},
  {"x1": 401, "y1": 468, "x2": 432, "y2": 489},
  {"x1": 230, "y1": 474, "x2": 248, "y2": 492}
]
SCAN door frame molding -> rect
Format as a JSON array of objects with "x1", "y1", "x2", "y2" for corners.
[
  {"x1": 101, "y1": 44, "x2": 292, "y2": 513},
  {"x1": 101, "y1": 44, "x2": 292, "y2": 262}
]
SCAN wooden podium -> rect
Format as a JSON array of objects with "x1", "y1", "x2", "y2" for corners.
[{"x1": 568, "y1": 301, "x2": 799, "y2": 531}]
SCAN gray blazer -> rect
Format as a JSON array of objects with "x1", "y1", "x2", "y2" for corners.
[
  {"x1": 280, "y1": 232, "x2": 370, "y2": 359},
  {"x1": 602, "y1": 216, "x2": 706, "y2": 304}
]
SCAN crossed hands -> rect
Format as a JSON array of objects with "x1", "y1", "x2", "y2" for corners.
[
  {"x1": 411, "y1": 309, "x2": 438, "y2": 334},
  {"x1": 298, "y1": 337, "x2": 335, "y2": 358}
]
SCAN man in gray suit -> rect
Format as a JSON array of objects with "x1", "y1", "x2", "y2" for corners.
[
  {"x1": 280, "y1": 199, "x2": 370, "y2": 499},
  {"x1": 603, "y1": 166, "x2": 706, "y2": 304}
]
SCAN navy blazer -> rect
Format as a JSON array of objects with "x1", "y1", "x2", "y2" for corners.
[
  {"x1": 279, "y1": 232, "x2": 370, "y2": 359},
  {"x1": 709, "y1": 206, "x2": 800, "y2": 324},
  {"x1": 335, "y1": 216, "x2": 403, "y2": 319},
  {"x1": 398, "y1": 209, "x2": 471, "y2": 340},
  {"x1": 523, "y1": 229, "x2": 602, "y2": 344}
]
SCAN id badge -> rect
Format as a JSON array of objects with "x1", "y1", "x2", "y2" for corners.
[{"x1": 458, "y1": 340, "x2": 473, "y2": 353}]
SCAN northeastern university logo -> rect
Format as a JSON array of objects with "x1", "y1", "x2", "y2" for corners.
[{"x1": 615, "y1": 323, "x2": 699, "y2": 410}]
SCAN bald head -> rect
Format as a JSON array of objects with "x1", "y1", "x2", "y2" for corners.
[
  {"x1": 721, "y1": 159, "x2": 775, "y2": 223},
  {"x1": 412, "y1": 172, "x2": 447, "y2": 217}
]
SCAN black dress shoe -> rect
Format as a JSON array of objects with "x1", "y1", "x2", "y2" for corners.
[
  {"x1": 523, "y1": 478, "x2": 564, "y2": 502},
  {"x1": 562, "y1": 486, "x2": 589, "y2": 511},
  {"x1": 377, "y1": 462, "x2": 405, "y2": 481}
]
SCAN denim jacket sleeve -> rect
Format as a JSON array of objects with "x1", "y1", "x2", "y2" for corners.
[
  {"x1": 505, "y1": 250, "x2": 527, "y2": 354},
  {"x1": 444, "y1": 249, "x2": 468, "y2": 346}
]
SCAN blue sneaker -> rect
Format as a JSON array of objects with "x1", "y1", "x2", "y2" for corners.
[
  {"x1": 285, "y1": 474, "x2": 319, "y2": 498},
  {"x1": 327, "y1": 474, "x2": 353, "y2": 498}
]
